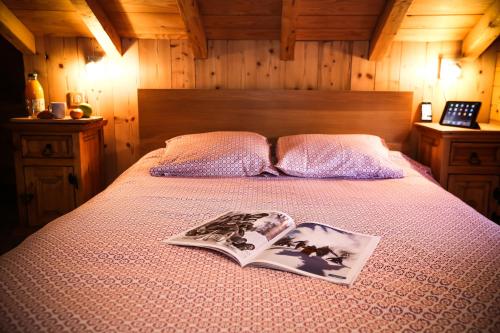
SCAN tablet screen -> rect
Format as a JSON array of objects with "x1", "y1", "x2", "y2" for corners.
[{"x1": 439, "y1": 101, "x2": 481, "y2": 128}]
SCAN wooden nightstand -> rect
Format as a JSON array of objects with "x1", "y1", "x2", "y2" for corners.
[
  {"x1": 9, "y1": 117, "x2": 106, "y2": 227},
  {"x1": 415, "y1": 122, "x2": 500, "y2": 222}
]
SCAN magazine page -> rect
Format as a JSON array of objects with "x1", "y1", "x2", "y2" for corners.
[
  {"x1": 251, "y1": 222, "x2": 380, "y2": 286},
  {"x1": 165, "y1": 211, "x2": 296, "y2": 266}
]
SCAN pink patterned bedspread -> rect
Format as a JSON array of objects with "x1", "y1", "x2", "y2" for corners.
[{"x1": 1, "y1": 150, "x2": 499, "y2": 332}]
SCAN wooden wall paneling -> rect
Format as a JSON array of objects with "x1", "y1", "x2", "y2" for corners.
[
  {"x1": 76, "y1": 37, "x2": 117, "y2": 183},
  {"x1": 202, "y1": 15, "x2": 280, "y2": 41},
  {"x1": 198, "y1": 0, "x2": 282, "y2": 16},
  {"x1": 243, "y1": 40, "x2": 258, "y2": 88},
  {"x1": 62, "y1": 37, "x2": 82, "y2": 95},
  {"x1": 138, "y1": 39, "x2": 172, "y2": 89},
  {"x1": 215, "y1": 40, "x2": 256, "y2": 88},
  {"x1": 297, "y1": 15, "x2": 378, "y2": 29},
  {"x1": 350, "y1": 41, "x2": 375, "y2": 91},
  {"x1": 113, "y1": 38, "x2": 140, "y2": 173},
  {"x1": 226, "y1": 40, "x2": 278, "y2": 89},
  {"x1": 45, "y1": 37, "x2": 70, "y2": 103},
  {"x1": 423, "y1": 41, "x2": 442, "y2": 121},
  {"x1": 395, "y1": 28, "x2": 470, "y2": 42},
  {"x1": 318, "y1": 41, "x2": 352, "y2": 90},
  {"x1": 2, "y1": 0, "x2": 76, "y2": 11},
  {"x1": 284, "y1": 41, "x2": 319, "y2": 89},
  {"x1": 401, "y1": 15, "x2": 481, "y2": 29},
  {"x1": 255, "y1": 40, "x2": 283, "y2": 89},
  {"x1": 202, "y1": 15, "x2": 280, "y2": 30},
  {"x1": 195, "y1": 40, "x2": 228, "y2": 89},
  {"x1": 435, "y1": 41, "x2": 462, "y2": 107},
  {"x1": 298, "y1": 0, "x2": 386, "y2": 15},
  {"x1": 99, "y1": 0, "x2": 180, "y2": 13},
  {"x1": 407, "y1": 0, "x2": 493, "y2": 16},
  {"x1": 23, "y1": 36, "x2": 50, "y2": 104},
  {"x1": 138, "y1": 39, "x2": 158, "y2": 88},
  {"x1": 388, "y1": 42, "x2": 403, "y2": 91},
  {"x1": 204, "y1": 28, "x2": 279, "y2": 40},
  {"x1": 375, "y1": 41, "x2": 402, "y2": 91},
  {"x1": 490, "y1": 50, "x2": 500, "y2": 122},
  {"x1": 398, "y1": 42, "x2": 427, "y2": 122},
  {"x1": 480, "y1": 42, "x2": 498, "y2": 117},
  {"x1": 43, "y1": 37, "x2": 62, "y2": 102},
  {"x1": 170, "y1": 39, "x2": 195, "y2": 88},
  {"x1": 110, "y1": 12, "x2": 187, "y2": 39},
  {"x1": 295, "y1": 29, "x2": 372, "y2": 41},
  {"x1": 457, "y1": 43, "x2": 497, "y2": 123},
  {"x1": 226, "y1": 40, "x2": 246, "y2": 88},
  {"x1": 7, "y1": 10, "x2": 92, "y2": 38}
]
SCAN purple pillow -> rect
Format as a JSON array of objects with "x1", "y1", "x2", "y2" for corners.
[
  {"x1": 150, "y1": 131, "x2": 278, "y2": 177},
  {"x1": 275, "y1": 134, "x2": 404, "y2": 179}
]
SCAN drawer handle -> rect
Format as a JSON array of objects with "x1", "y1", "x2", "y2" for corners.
[
  {"x1": 42, "y1": 143, "x2": 53, "y2": 157},
  {"x1": 468, "y1": 152, "x2": 481, "y2": 165},
  {"x1": 68, "y1": 173, "x2": 79, "y2": 189}
]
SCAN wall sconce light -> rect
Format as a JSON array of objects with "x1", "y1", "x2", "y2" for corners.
[
  {"x1": 438, "y1": 57, "x2": 462, "y2": 80},
  {"x1": 85, "y1": 53, "x2": 121, "y2": 80},
  {"x1": 85, "y1": 54, "x2": 104, "y2": 78}
]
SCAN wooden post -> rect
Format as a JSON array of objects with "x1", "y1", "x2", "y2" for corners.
[
  {"x1": 70, "y1": 0, "x2": 122, "y2": 58},
  {"x1": 0, "y1": 0, "x2": 35, "y2": 54},
  {"x1": 369, "y1": 0, "x2": 414, "y2": 61},
  {"x1": 280, "y1": 0, "x2": 300, "y2": 61},
  {"x1": 176, "y1": 0, "x2": 207, "y2": 59},
  {"x1": 462, "y1": 0, "x2": 500, "y2": 60}
]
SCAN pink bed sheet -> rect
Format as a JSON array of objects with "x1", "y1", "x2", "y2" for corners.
[{"x1": 1, "y1": 150, "x2": 499, "y2": 332}]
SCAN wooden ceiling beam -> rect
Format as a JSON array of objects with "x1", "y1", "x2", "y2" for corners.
[
  {"x1": 462, "y1": 0, "x2": 500, "y2": 60},
  {"x1": 280, "y1": 0, "x2": 300, "y2": 61},
  {"x1": 70, "y1": 0, "x2": 122, "y2": 58},
  {"x1": 369, "y1": 0, "x2": 414, "y2": 61},
  {"x1": 176, "y1": 0, "x2": 207, "y2": 59},
  {"x1": 0, "y1": 0, "x2": 35, "y2": 54}
]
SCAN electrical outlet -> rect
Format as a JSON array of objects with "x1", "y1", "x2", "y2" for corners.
[{"x1": 66, "y1": 92, "x2": 83, "y2": 108}]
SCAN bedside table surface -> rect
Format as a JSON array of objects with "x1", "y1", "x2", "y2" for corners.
[
  {"x1": 414, "y1": 122, "x2": 500, "y2": 133},
  {"x1": 10, "y1": 116, "x2": 104, "y2": 124}
]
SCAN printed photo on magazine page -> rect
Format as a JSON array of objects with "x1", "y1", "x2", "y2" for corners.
[
  {"x1": 252, "y1": 223, "x2": 380, "y2": 286},
  {"x1": 166, "y1": 211, "x2": 295, "y2": 265}
]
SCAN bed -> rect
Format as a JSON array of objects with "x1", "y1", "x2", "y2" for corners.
[{"x1": 1, "y1": 90, "x2": 499, "y2": 332}]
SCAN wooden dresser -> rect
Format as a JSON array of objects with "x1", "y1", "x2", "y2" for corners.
[
  {"x1": 415, "y1": 122, "x2": 500, "y2": 222},
  {"x1": 9, "y1": 117, "x2": 106, "y2": 227}
]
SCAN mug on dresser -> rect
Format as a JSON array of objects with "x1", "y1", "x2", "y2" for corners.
[{"x1": 50, "y1": 102, "x2": 66, "y2": 119}]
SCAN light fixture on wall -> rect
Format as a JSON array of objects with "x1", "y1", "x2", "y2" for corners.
[
  {"x1": 85, "y1": 54, "x2": 105, "y2": 79},
  {"x1": 85, "y1": 53, "x2": 121, "y2": 80},
  {"x1": 438, "y1": 57, "x2": 462, "y2": 80}
]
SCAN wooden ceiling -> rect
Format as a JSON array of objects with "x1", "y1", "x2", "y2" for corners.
[{"x1": 0, "y1": 0, "x2": 499, "y2": 61}]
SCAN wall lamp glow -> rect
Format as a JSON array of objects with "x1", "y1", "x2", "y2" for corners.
[
  {"x1": 438, "y1": 57, "x2": 462, "y2": 80},
  {"x1": 85, "y1": 55, "x2": 105, "y2": 78},
  {"x1": 85, "y1": 54, "x2": 121, "y2": 80}
]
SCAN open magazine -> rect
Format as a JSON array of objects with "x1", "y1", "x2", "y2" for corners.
[{"x1": 166, "y1": 211, "x2": 380, "y2": 286}]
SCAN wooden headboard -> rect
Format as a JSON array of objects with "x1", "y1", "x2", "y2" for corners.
[{"x1": 138, "y1": 89, "x2": 413, "y2": 156}]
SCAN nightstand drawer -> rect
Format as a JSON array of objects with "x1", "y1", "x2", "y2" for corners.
[
  {"x1": 21, "y1": 135, "x2": 73, "y2": 159},
  {"x1": 450, "y1": 142, "x2": 500, "y2": 167}
]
